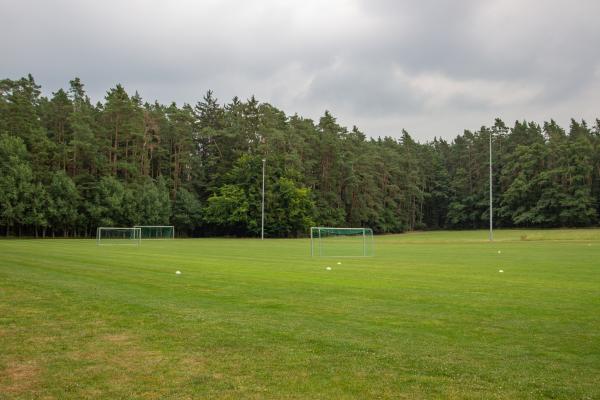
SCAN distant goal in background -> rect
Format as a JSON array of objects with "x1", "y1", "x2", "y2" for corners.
[
  {"x1": 310, "y1": 227, "x2": 374, "y2": 257},
  {"x1": 134, "y1": 225, "x2": 175, "y2": 240},
  {"x1": 96, "y1": 227, "x2": 141, "y2": 246}
]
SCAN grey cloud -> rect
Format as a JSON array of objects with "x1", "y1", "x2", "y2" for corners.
[{"x1": 1, "y1": 0, "x2": 599, "y2": 141}]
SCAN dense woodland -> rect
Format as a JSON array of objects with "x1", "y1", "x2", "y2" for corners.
[{"x1": 1, "y1": 75, "x2": 599, "y2": 237}]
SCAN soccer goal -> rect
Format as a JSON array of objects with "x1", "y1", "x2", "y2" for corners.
[
  {"x1": 134, "y1": 225, "x2": 175, "y2": 240},
  {"x1": 310, "y1": 227, "x2": 374, "y2": 257},
  {"x1": 96, "y1": 227, "x2": 141, "y2": 246}
]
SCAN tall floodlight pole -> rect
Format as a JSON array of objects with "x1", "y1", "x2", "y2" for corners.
[
  {"x1": 261, "y1": 158, "x2": 266, "y2": 240},
  {"x1": 489, "y1": 129, "x2": 493, "y2": 242}
]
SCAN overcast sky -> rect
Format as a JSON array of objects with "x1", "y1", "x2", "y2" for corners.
[{"x1": 2, "y1": 0, "x2": 599, "y2": 141}]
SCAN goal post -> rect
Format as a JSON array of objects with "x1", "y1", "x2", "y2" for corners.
[
  {"x1": 310, "y1": 227, "x2": 374, "y2": 257},
  {"x1": 134, "y1": 225, "x2": 175, "y2": 240},
  {"x1": 96, "y1": 227, "x2": 141, "y2": 246}
]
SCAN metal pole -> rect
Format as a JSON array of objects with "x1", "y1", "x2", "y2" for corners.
[
  {"x1": 318, "y1": 228, "x2": 322, "y2": 256},
  {"x1": 261, "y1": 158, "x2": 266, "y2": 240},
  {"x1": 489, "y1": 129, "x2": 493, "y2": 242},
  {"x1": 362, "y1": 228, "x2": 366, "y2": 256}
]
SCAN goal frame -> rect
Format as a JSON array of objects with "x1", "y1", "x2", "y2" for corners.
[
  {"x1": 134, "y1": 225, "x2": 175, "y2": 240},
  {"x1": 96, "y1": 227, "x2": 142, "y2": 246},
  {"x1": 310, "y1": 226, "x2": 374, "y2": 257}
]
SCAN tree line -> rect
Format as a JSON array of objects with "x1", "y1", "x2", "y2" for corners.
[{"x1": 1, "y1": 75, "x2": 598, "y2": 237}]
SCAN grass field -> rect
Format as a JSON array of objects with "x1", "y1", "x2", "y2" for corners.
[{"x1": 1, "y1": 229, "x2": 599, "y2": 399}]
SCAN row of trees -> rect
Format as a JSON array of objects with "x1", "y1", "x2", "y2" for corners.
[{"x1": 1, "y1": 75, "x2": 599, "y2": 237}]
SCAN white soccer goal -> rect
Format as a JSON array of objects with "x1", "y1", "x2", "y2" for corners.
[
  {"x1": 96, "y1": 227, "x2": 141, "y2": 246},
  {"x1": 134, "y1": 225, "x2": 175, "y2": 240},
  {"x1": 310, "y1": 227, "x2": 374, "y2": 257}
]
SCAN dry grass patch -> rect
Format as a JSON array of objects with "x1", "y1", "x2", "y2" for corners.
[
  {"x1": 102, "y1": 332, "x2": 134, "y2": 343},
  {"x1": 71, "y1": 332, "x2": 165, "y2": 372},
  {"x1": 0, "y1": 360, "x2": 42, "y2": 396}
]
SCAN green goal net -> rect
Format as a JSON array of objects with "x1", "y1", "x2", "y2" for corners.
[
  {"x1": 310, "y1": 227, "x2": 374, "y2": 257},
  {"x1": 134, "y1": 225, "x2": 175, "y2": 240}
]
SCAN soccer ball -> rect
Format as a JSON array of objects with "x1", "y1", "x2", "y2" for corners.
[
  {"x1": 176, "y1": 270, "x2": 181, "y2": 275},
  {"x1": 499, "y1": 269, "x2": 504, "y2": 273},
  {"x1": 326, "y1": 267, "x2": 332, "y2": 271}
]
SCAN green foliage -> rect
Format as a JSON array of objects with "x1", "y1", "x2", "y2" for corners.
[
  {"x1": 1, "y1": 75, "x2": 599, "y2": 236},
  {"x1": 267, "y1": 177, "x2": 315, "y2": 237},
  {"x1": 171, "y1": 188, "x2": 202, "y2": 236},
  {"x1": 91, "y1": 176, "x2": 126, "y2": 227},
  {"x1": 204, "y1": 185, "x2": 249, "y2": 234},
  {"x1": 130, "y1": 177, "x2": 171, "y2": 226},
  {"x1": 47, "y1": 171, "x2": 79, "y2": 236},
  {"x1": 0, "y1": 134, "x2": 33, "y2": 235}
]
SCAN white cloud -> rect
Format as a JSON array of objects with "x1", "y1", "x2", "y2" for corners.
[{"x1": 394, "y1": 67, "x2": 543, "y2": 109}]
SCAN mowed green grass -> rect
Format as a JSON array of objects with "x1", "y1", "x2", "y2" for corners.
[{"x1": 0, "y1": 230, "x2": 599, "y2": 399}]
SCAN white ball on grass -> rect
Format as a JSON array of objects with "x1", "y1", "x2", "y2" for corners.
[
  {"x1": 337, "y1": 262, "x2": 342, "y2": 265},
  {"x1": 499, "y1": 269, "x2": 504, "y2": 273},
  {"x1": 497, "y1": 250, "x2": 501, "y2": 254},
  {"x1": 175, "y1": 270, "x2": 181, "y2": 275},
  {"x1": 326, "y1": 267, "x2": 332, "y2": 271}
]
